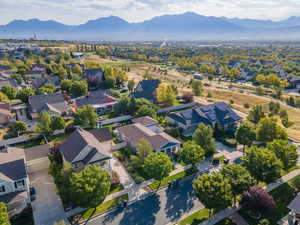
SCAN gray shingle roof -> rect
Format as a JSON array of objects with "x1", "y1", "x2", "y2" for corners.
[
  {"x1": 75, "y1": 89, "x2": 117, "y2": 107},
  {"x1": 59, "y1": 128, "x2": 111, "y2": 164},
  {"x1": 133, "y1": 79, "x2": 160, "y2": 100},
  {"x1": 168, "y1": 102, "x2": 241, "y2": 128},
  {"x1": 29, "y1": 93, "x2": 69, "y2": 114}
]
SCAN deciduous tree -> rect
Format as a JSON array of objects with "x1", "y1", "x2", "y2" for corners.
[
  {"x1": 247, "y1": 105, "x2": 265, "y2": 124},
  {"x1": 193, "y1": 124, "x2": 215, "y2": 157},
  {"x1": 235, "y1": 124, "x2": 256, "y2": 151},
  {"x1": 256, "y1": 117, "x2": 287, "y2": 143},
  {"x1": 179, "y1": 141, "x2": 205, "y2": 168},
  {"x1": 193, "y1": 173, "x2": 233, "y2": 216},
  {"x1": 221, "y1": 164, "x2": 255, "y2": 204},
  {"x1": 243, "y1": 147, "x2": 282, "y2": 183},
  {"x1": 267, "y1": 139, "x2": 298, "y2": 170},
  {"x1": 70, "y1": 165, "x2": 111, "y2": 208},
  {"x1": 143, "y1": 152, "x2": 173, "y2": 188},
  {"x1": 0, "y1": 202, "x2": 10, "y2": 225},
  {"x1": 241, "y1": 186, "x2": 276, "y2": 216},
  {"x1": 74, "y1": 105, "x2": 98, "y2": 128}
]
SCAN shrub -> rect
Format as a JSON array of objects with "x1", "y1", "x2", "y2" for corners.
[{"x1": 244, "y1": 103, "x2": 250, "y2": 108}]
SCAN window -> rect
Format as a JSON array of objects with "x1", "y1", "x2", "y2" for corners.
[
  {"x1": 14, "y1": 180, "x2": 25, "y2": 189},
  {"x1": 0, "y1": 185, "x2": 5, "y2": 192}
]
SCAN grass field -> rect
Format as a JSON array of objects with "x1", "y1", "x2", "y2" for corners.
[{"x1": 178, "y1": 208, "x2": 210, "y2": 225}]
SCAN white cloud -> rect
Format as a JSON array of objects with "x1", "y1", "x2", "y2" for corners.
[{"x1": 0, "y1": 0, "x2": 300, "y2": 24}]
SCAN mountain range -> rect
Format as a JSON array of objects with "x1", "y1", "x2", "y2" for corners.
[{"x1": 1, "y1": 12, "x2": 300, "y2": 41}]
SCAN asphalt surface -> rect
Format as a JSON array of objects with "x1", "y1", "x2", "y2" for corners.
[{"x1": 85, "y1": 176, "x2": 203, "y2": 225}]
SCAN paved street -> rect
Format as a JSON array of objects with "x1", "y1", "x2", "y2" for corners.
[{"x1": 85, "y1": 176, "x2": 203, "y2": 225}]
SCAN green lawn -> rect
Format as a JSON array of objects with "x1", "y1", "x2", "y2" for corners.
[
  {"x1": 148, "y1": 167, "x2": 198, "y2": 190},
  {"x1": 239, "y1": 175, "x2": 299, "y2": 225},
  {"x1": 178, "y1": 208, "x2": 210, "y2": 225},
  {"x1": 80, "y1": 194, "x2": 128, "y2": 220},
  {"x1": 109, "y1": 184, "x2": 124, "y2": 194}
]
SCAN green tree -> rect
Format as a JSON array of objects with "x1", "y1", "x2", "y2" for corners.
[
  {"x1": 14, "y1": 121, "x2": 27, "y2": 136},
  {"x1": 248, "y1": 105, "x2": 265, "y2": 124},
  {"x1": 0, "y1": 202, "x2": 10, "y2": 225},
  {"x1": 136, "y1": 105, "x2": 157, "y2": 118},
  {"x1": 39, "y1": 83, "x2": 56, "y2": 94},
  {"x1": 70, "y1": 80, "x2": 88, "y2": 97},
  {"x1": 156, "y1": 83, "x2": 176, "y2": 105},
  {"x1": 235, "y1": 124, "x2": 256, "y2": 151},
  {"x1": 74, "y1": 105, "x2": 98, "y2": 128},
  {"x1": 243, "y1": 147, "x2": 282, "y2": 183},
  {"x1": 72, "y1": 64, "x2": 83, "y2": 75},
  {"x1": 70, "y1": 165, "x2": 111, "y2": 208},
  {"x1": 127, "y1": 80, "x2": 135, "y2": 93},
  {"x1": 36, "y1": 111, "x2": 53, "y2": 137},
  {"x1": 17, "y1": 87, "x2": 35, "y2": 103},
  {"x1": 193, "y1": 124, "x2": 215, "y2": 157},
  {"x1": 221, "y1": 164, "x2": 255, "y2": 204},
  {"x1": 136, "y1": 139, "x2": 153, "y2": 161},
  {"x1": 193, "y1": 173, "x2": 233, "y2": 216},
  {"x1": 51, "y1": 116, "x2": 66, "y2": 131},
  {"x1": 256, "y1": 117, "x2": 287, "y2": 143},
  {"x1": 191, "y1": 80, "x2": 203, "y2": 96},
  {"x1": 61, "y1": 80, "x2": 73, "y2": 92},
  {"x1": 269, "y1": 101, "x2": 280, "y2": 115},
  {"x1": 1, "y1": 85, "x2": 16, "y2": 100},
  {"x1": 143, "y1": 152, "x2": 173, "y2": 189},
  {"x1": 267, "y1": 139, "x2": 298, "y2": 170},
  {"x1": 179, "y1": 141, "x2": 205, "y2": 168}
]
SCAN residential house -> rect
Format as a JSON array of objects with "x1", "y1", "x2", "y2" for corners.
[
  {"x1": 24, "y1": 70, "x2": 44, "y2": 79},
  {"x1": 83, "y1": 68, "x2": 105, "y2": 87},
  {"x1": 28, "y1": 93, "x2": 71, "y2": 119},
  {"x1": 133, "y1": 79, "x2": 160, "y2": 101},
  {"x1": 0, "y1": 147, "x2": 30, "y2": 216},
  {"x1": 59, "y1": 128, "x2": 112, "y2": 172},
  {"x1": 32, "y1": 64, "x2": 46, "y2": 74},
  {"x1": 288, "y1": 76, "x2": 300, "y2": 89},
  {"x1": 0, "y1": 78, "x2": 18, "y2": 89},
  {"x1": 0, "y1": 103, "x2": 13, "y2": 125},
  {"x1": 167, "y1": 102, "x2": 241, "y2": 137},
  {"x1": 31, "y1": 76, "x2": 60, "y2": 89},
  {"x1": 75, "y1": 89, "x2": 118, "y2": 114},
  {"x1": 116, "y1": 117, "x2": 181, "y2": 156}
]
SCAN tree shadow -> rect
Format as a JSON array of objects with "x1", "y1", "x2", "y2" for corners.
[
  {"x1": 164, "y1": 177, "x2": 198, "y2": 222},
  {"x1": 118, "y1": 194, "x2": 161, "y2": 225}
]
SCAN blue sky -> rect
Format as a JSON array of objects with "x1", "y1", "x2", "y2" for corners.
[{"x1": 1, "y1": 0, "x2": 300, "y2": 25}]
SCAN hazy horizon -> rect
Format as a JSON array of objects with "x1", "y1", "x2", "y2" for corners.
[{"x1": 1, "y1": 0, "x2": 300, "y2": 25}]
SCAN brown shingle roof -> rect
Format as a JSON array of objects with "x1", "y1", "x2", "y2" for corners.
[{"x1": 117, "y1": 123, "x2": 180, "y2": 150}]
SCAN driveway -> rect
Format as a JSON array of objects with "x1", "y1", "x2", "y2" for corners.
[
  {"x1": 85, "y1": 176, "x2": 204, "y2": 225},
  {"x1": 29, "y1": 169, "x2": 68, "y2": 225}
]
